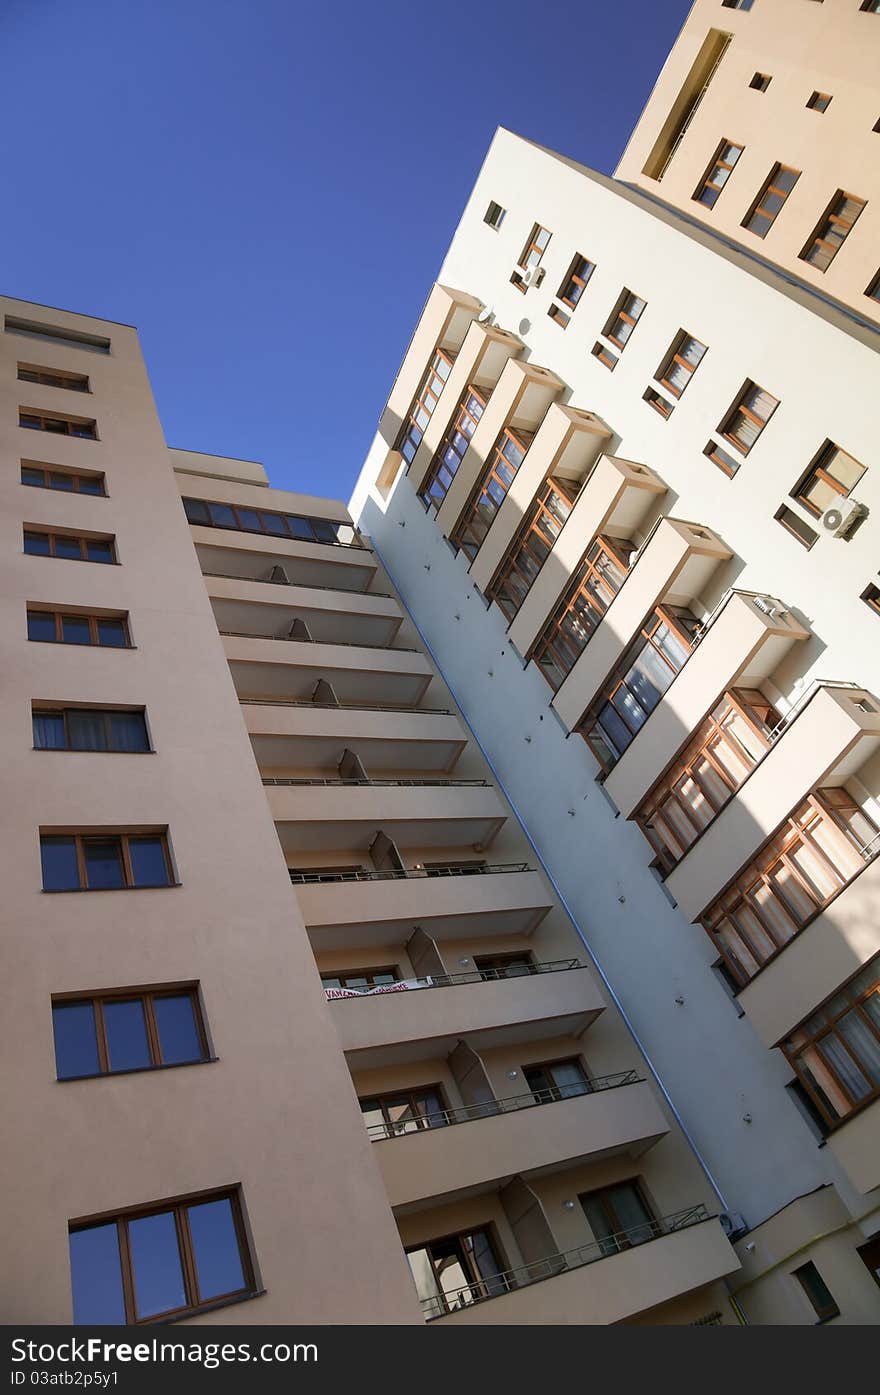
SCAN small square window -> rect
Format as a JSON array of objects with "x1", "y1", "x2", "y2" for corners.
[
  {"x1": 750, "y1": 73, "x2": 771, "y2": 91},
  {"x1": 865, "y1": 269, "x2": 880, "y2": 302},
  {"x1": 775, "y1": 505, "x2": 818, "y2": 549},
  {"x1": 643, "y1": 387, "x2": 674, "y2": 418},
  {"x1": 483, "y1": 201, "x2": 506, "y2": 230},
  {"x1": 861, "y1": 583, "x2": 880, "y2": 616},
  {"x1": 592, "y1": 342, "x2": 618, "y2": 371},
  {"x1": 806, "y1": 91, "x2": 832, "y2": 112},
  {"x1": 792, "y1": 1262, "x2": 839, "y2": 1322}
]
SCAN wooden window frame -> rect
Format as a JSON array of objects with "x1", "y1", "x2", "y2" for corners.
[
  {"x1": 741, "y1": 163, "x2": 800, "y2": 238},
  {"x1": 635, "y1": 689, "x2": 779, "y2": 873},
  {"x1": 800, "y1": 191, "x2": 867, "y2": 271},
  {"x1": 41, "y1": 830, "x2": 176, "y2": 892},
  {"x1": 792, "y1": 1262, "x2": 840, "y2": 1322},
  {"x1": 20, "y1": 462, "x2": 106, "y2": 495},
  {"x1": 522, "y1": 1055, "x2": 589, "y2": 1102},
  {"x1": 556, "y1": 254, "x2": 595, "y2": 311},
  {"x1": 792, "y1": 440, "x2": 866, "y2": 517},
  {"x1": 866, "y1": 269, "x2": 880, "y2": 302},
  {"x1": 360, "y1": 1083, "x2": 449, "y2": 1134},
  {"x1": 603, "y1": 289, "x2": 647, "y2": 351},
  {"x1": 806, "y1": 91, "x2": 832, "y2": 112},
  {"x1": 531, "y1": 536, "x2": 633, "y2": 689},
  {"x1": 775, "y1": 504, "x2": 819, "y2": 550},
  {"x1": 27, "y1": 608, "x2": 131, "y2": 648},
  {"x1": 702, "y1": 790, "x2": 879, "y2": 987},
  {"x1": 644, "y1": 387, "x2": 674, "y2": 418},
  {"x1": 33, "y1": 705, "x2": 150, "y2": 753},
  {"x1": 53, "y1": 983, "x2": 210, "y2": 1079},
  {"x1": 321, "y1": 965, "x2": 399, "y2": 990},
  {"x1": 17, "y1": 363, "x2": 90, "y2": 392},
  {"x1": 579, "y1": 1179, "x2": 657, "y2": 1250},
  {"x1": 487, "y1": 479, "x2": 575, "y2": 621},
  {"x1": 69, "y1": 1188, "x2": 256, "y2": 1324},
  {"x1": 181, "y1": 498, "x2": 353, "y2": 547},
  {"x1": 749, "y1": 73, "x2": 771, "y2": 91},
  {"x1": 781, "y1": 956, "x2": 880, "y2": 1130},
  {"x1": 472, "y1": 951, "x2": 535, "y2": 979},
  {"x1": 655, "y1": 331, "x2": 707, "y2": 400},
  {"x1": 19, "y1": 409, "x2": 97, "y2": 439},
  {"x1": 395, "y1": 348, "x2": 455, "y2": 467},
  {"x1": 717, "y1": 380, "x2": 779, "y2": 457},
  {"x1": 592, "y1": 342, "x2": 618, "y2": 370},
  {"x1": 693, "y1": 140, "x2": 744, "y2": 207},
  {"x1": 483, "y1": 201, "x2": 506, "y2": 229},
  {"x1": 419, "y1": 385, "x2": 488, "y2": 509},
  {"x1": 862, "y1": 583, "x2": 880, "y2": 616},
  {"x1": 23, "y1": 529, "x2": 117, "y2": 564},
  {"x1": 451, "y1": 424, "x2": 534, "y2": 561},
  {"x1": 511, "y1": 223, "x2": 551, "y2": 291}
]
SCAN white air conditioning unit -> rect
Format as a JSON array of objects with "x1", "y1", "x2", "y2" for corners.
[
  {"x1": 477, "y1": 304, "x2": 495, "y2": 325},
  {"x1": 821, "y1": 499, "x2": 867, "y2": 538},
  {"x1": 518, "y1": 264, "x2": 545, "y2": 288},
  {"x1": 720, "y1": 1212, "x2": 748, "y2": 1241}
]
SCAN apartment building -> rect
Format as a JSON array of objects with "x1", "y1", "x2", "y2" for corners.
[
  {"x1": 350, "y1": 115, "x2": 880, "y2": 1325},
  {"x1": 1, "y1": 293, "x2": 743, "y2": 1327},
  {"x1": 615, "y1": 0, "x2": 880, "y2": 322}
]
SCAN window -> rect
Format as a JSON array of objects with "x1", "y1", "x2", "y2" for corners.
[
  {"x1": 40, "y1": 830, "x2": 175, "y2": 892},
  {"x1": 27, "y1": 609, "x2": 130, "y2": 647},
  {"x1": 792, "y1": 1262, "x2": 839, "y2": 1322},
  {"x1": 750, "y1": 73, "x2": 771, "y2": 91},
  {"x1": 484, "y1": 201, "x2": 506, "y2": 229},
  {"x1": 742, "y1": 164, "x2": 800, "y2": 237},
  {"x1": 857, "y1": 1235, "x2": 880, "y2": 1291},
  {"x1": 17, "y1": 364, "x2": 89, "y2": 392},
  {"x1": 722, "y1": 0, "x2": 754, "y2": 8},
  {"x1": 693, "y1": 141, "x2": 743, "y2": 207},
  {"x1": 708, "y1": 380, "x2": 779, "y2": 473},
  {"x1": 807, "y1": 91, "x2": 832, "y2": 112},
  {"x1": 69, "y1": 1189, "x2": 255, "y2": 1323},
  {"x1": 578, "y1": 607, "x2": 701, "y2": 773},
  {"x1": 511, "y1": 223, "x2": 551, "y2": 290},
  {"x1": 396, "y1": 349, "x2": 454, "y2": 465},
  {"x1": 603, "y1": 289, "x2": 647, "y2": 350},
  {"x1": 635, "y1": 690, "x2": 780, "y2": 873},
  {"x1": 531, "y1": 536, "x2": 634, "y2": 690},
  {"x1": 19, "y1": 410, "x2": 97, "y2": 439},
  {"x1": 866, "y1": 269, "x2": 880, "y2": 301},
  {"x1": 782, "y1": 957, "x2": 880, "y2": 1130},
  {"x1": 523, "y1": 1058, "x2": 590, "y2": 1102},
  {"x1": 592, "y1": 342, "x2": 618, "y2": 370},
  {"x1": 655, "y1": 331, "x2": 707, "y2": 400},
  {"x1": 418, "y1": 386, "x2": 488, "y2": 509},
  {"x1": 321, "y1": 966, "x2": 398, "y2": 992},
  {"x1": 800, "y1": 192, "x2": 866, "y2": 271},
  {"x1": 21, "y1": 462, "x2": 105, "y2": 494},
  {"x1": 548, "y1": 255, "x2": 596, "y2": 328},
  {"x1": 860, "y1": 1, "x2": 880, "y2": 12},
  {"x1": 473, "y1": 952, "x2": 534, "y2": 980},
  {"x1": 181, "y1": 498, "x2": 355, "y2": 546},
  {"x1": 793, "y1": 441, "x2": 865, "y2": 517},
  {"x1": 360, "y1": 1086, "x2": 448, "y2": 1137},
  {"x1": 580, "y1": 1181, "x2": 657, "y2": 1256},
  {"x1": 487, "y1": 479, "x2": 575, "y2": 621},
  {"x1": 644, "y1": 387, "x2": 674, "y2": 417},
  {"x1": 23, "y1": 529, "x2": 116, "y2": 564},
  {"x1": 451, "y1": 424, "x2": 533, "y2": 561},
  {"x1": 862, "y1": 583, "x2": 880, "y2": 616},
  {"x1": 5, "y1": 315, "x2": 110, "y2": 354},
  {"x1": 702, "y1": 789, "x2": 880, "y2": 987},
  {"x1": 53, "y1": 985, "x2": 209, "y2": 1080},
  {"x1": 33, "y1": 706, "x2": 149, "y2": 752},
  {"x1": 775, "y1": 505, "x2": 819, "y2": 549},
  {"x1": 406, "y1": 1229, "x2": 508, "y2": 1318}
]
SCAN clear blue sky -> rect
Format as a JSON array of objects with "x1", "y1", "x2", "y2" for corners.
[{"x1": 2, "y1": 0, "x2": 688, "y2": 500}]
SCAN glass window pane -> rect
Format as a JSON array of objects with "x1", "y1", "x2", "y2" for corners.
[
  {"x1": 79, "y1": 475, "x2": 104, "y2": 495},
  {"x1": 41, "y1": 836, "x2": 80, "y2": 890},
  {"x1": 183, "y1": 498, "x2": 210, "y2": 524},
  {"x1": 187, "y1": 1197, "x2": 246, "y2": 1301},
  {"x1": 286, "y1": 516, "x2": 313, "y2": 539},
  {"x1": 28, "y1": 610, "x2": 57, "y2": 642},
  {"x1": 62, "y1": 616, "x2": 92, "y2": 645},
  {"x1": 208, "y1": 503, "x2": 236, "y2": 527},
  {"x1": 67, "y1": 710, "x2": 108, "y2": 751},
  {"x1": 50, "y1": 472, "x2": 74, "y2": 490},
  {"x1": 104, "y1": 999, "x2": 152, "y2": 1071},
  {"x1": 54, "y1": 536, "x2": 83, "y2": 560},
  {"x1": 154, "y1": 994, "x2": 203, "y2": 1064},
  {"x1": 262, "y1": 512, "x2": 287, "y2": 535},
  {"x1": 235, "y1": 509, "x2": 261, "y2": 531},
  {"x1": 33, "y1": 712, "x2": 65, "y2": 748},
  {"x1": 108, "y1": 711, "x2": 149, "y2": 751},
  {"x1": 129, "y1": 836, "x2": 170, "y2": 887},
  {"x1": 21, "y1": 466, "x2": 44, "y2": 485},
  {"x1": 53, "y1": 1001, "x2": 101, "y2": 1079},
  {"x1": 69, "y1": 1224, "x2": 126, "y2": 1324},
  {"x1": 97, "y1": 619, "x2": 127, "y2": 647},
  {"x1": 84, "y1": 839, "x2": 125, "y2": 889},
  {"x1": 128, "y1": 1210, "x2": 187, "y2": 1319},
  {"x1": 86, "y1": 540, "x2": 114, "y2": 564},
  {"x1": 24, "y1": 531, "x2": 51, "y2": 555}
]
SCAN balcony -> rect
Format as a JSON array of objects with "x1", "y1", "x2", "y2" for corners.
[
  {"x1": 552, "y1": 518, "x2": 731, "y2": 733},
  {"x1": 191, "y1": 523, "x2": 378, "y2": 593},
  {"x1": 293, "y1": 864, "x2": 552, "y2": 952},
  {"x1": 420, "y1": 1209, "x2": 737, "y2": 1324},
  {"x1": 241, "y1": 699, "x2": 467, "y2": 773},
  {"x1": 379, "y1": 283, "x2": 482, "y2": 456},
  {"x1": 468, "y1": 404, "x2": 612, "y2": 592},
  {"x1": 667, "y1": 684, "x2": 880, "y2": 923},
  {"x1": 206, "y1": 573, "x2": 403, "y2": 647},
  {"x1": 328, "y1": 960, "x2": 604, "y2": 1068},
  {"x1": 267, "y1": 779, "x2": 507, "y2": 853},
  {"x1": 372, "y1": 1076, "x2": 667, "y2": 1208},
  {"x1": 221, "y1": 633, "x2": 433, "y2": 706},
  {"x1": 507, "y1": 454, "x2": 666, "y2": 660},
  {"x1": 604, "y1": 592, "x2": 809, "y2": 817}
]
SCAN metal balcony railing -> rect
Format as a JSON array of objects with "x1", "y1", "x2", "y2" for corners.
[
  {"x1": 218, "y1": 629, "x2": 419, "y2": 652},
  {"x1": 325, "y1": 958, "x2": 580, "y2": 998},
  {"x1": 242, "y1": 697, "x2": 452, "y2": 715},
  {"x1": 418, "y1": 1205, "x2": 713, "y2": 1320},
  {"x1": 264, "y1": 776, "x2": 488, "y2": 788},
  {"x1": 289, "y1": 862, "x2": 529, "y2": 885},
  {"x1": 366, "y1": 1071, "x2": 642, "y2": 1142},
  {"x1": 202, "y1": 569, "x2": 392, "y2": 599}
]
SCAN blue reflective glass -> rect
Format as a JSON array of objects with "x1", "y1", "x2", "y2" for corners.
[
  {"x1": 128, "y1": 837, "x2": 170, "y2": 887},
  {"x1": 84, "y1": 839, "x2": 125, "y2": 889},
  {"x1": 154, "y1": 995, "x2": 203, "y2": 1064},
  {"x1": 129, "y1": 1211, "x2": 186, "y2": 1318},
  {"x1": 27, "y1": 611, "x2": 57, "y2": 642},
  {"x1": 62, "y1": 616, "x2": 91, "y2": 645},
  {"x1": 41, "y1": 836, "x2": 80, "y2": 890},
  {"x1": 69, "y1": 1224, "x2": 126, "y2": 1324},
  {"x1": 53, "y1": 1002, "x2": 100, "y2": 1079},
  {"x1": 187, "y1": 1198, "x2": 245, "y2": 1301},
  {"x1": 24, "y1": 531, "x2": 51, "y2": 555},
  {"x1": 103, "y1": 1000, "x2": 151, "y2": 1071},
  {"x1": 33, "y1": 712, "x2": 65, "y2": 748}
]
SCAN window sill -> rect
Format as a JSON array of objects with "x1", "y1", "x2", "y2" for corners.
[
  {"x1": 33, "y1": 746, "x2": 154, "y2": 754},
  {"x1": 42, "y1": 882, "x2": 182, "y2": 894},
  {"x1": 22, "y1": 554, "x2": 121, "y2": 565},
  {"x1": 57, "y1": 1057, "x2": 219, "y2": 1084},
  {"x1": 168, "y1": 1289, "x2": 268, "y2": 1325}
]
